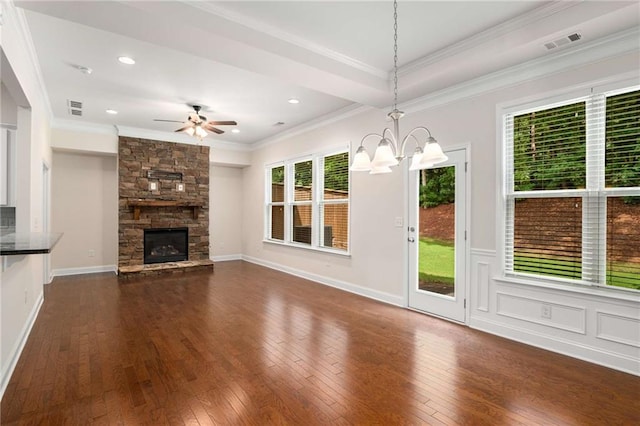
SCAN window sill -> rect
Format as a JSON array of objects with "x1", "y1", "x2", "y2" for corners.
[
  {"x1": 263, "y1": 239, "x2": 351, "y2": 258},
  {"x1": 495, "y1": 275, "x2": 639, "y2": 303}
]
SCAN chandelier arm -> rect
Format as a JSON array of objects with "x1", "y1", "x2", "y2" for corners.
[
  {"x1": 405, "y1": 126, "x2": 433, "y2": 139},
  {"x1": 381, "y1": 127, "x2": 398, "y2": 143},
  {"x1": 399, "y1": 127, "x2": 435, "y2": 156},
  {"x1": 358, "y1": 133, "x2": 385, "y2": 148},
  {"x1": 400, "y1": 133, "x2": 421, "y2": 154}
]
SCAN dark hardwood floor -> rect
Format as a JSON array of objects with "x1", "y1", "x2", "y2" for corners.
[{"x1": 1, "y1": 261, "x2": 638, "y2": 425}]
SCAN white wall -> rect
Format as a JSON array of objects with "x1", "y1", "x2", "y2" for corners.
[
  {"x1": 241, "y1": 50, "x2": 640, "y2": 373},
  {"x1": 0, "y1": 3, "x2": 53, "y2": 398},
  {"x1": 51, "y1": 151, "x2": 118, "y2": 275},
  {"x1": 210, "y1": 165, "x2": 244, "y2": 260}
]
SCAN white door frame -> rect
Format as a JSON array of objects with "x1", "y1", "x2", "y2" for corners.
[
  {"x1": 42, "y1": 161, "x2": 51, "y2": 284},
  {"x1": 405, "y1": 145, "x2": 471, "y2": 324}
]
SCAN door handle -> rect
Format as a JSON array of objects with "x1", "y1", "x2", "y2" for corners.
[{"x1": 408, "y1": 237, "x2": 415, "y2": 243}]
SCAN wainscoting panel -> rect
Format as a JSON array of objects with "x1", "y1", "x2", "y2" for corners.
[
  {"x1": 496, "y1": 292, "x2": 586, "y2": 334},
  {"x1": 469, "y1": 249, "x2": 640, "y2": 375},
  {"x1": 475, "y1": 261, "x2": 490, "y2": 312},
  {"x1": 596, "y1": 311, "x2": 640, "y2": 348}
]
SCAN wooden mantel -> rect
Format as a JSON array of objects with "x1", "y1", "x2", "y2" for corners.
[{"x1": 127, "y1": 199, "x2": 202, "y2": 220}]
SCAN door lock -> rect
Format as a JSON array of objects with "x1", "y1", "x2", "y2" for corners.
[{"x1": 408, "y1": 226, "x2": 415, "y2": 232}]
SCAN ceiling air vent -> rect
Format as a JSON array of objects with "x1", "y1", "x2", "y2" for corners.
[
  {"x1": 70, "y1": 109, "x2": 82, "y2": 116},
  {"x1": 68, "y1": 100, "x2": 83, "y2": 109},
  {"x1": 544, "y1": 32, "x2": 582, "y2": 50}
]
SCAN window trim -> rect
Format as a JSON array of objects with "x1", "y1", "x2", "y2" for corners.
[
  {"x1": 499, "y1": 82, "x2": 640, "y2": 293},
  {"x1": 264, "y1": 146, "x2": 351, "y2": 256}
]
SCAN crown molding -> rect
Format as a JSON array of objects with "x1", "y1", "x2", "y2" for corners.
[
  {"x1": 183, "y1": 0, "x2": 387, "y2": 80},
  {"x1": 398, "y1": 1, "x2": 577, "y2": 78},
  {"x1": 251, "y1": 103, "x2": 372, "y2": 151},
  {"x1": 399, "y1": 27, "x2": 640, "y2": 115},
  {"x1": 5, "y1": 2, "x2": 54, "y2": 121}
]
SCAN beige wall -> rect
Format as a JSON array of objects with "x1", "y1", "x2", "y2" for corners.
[
  {"x1": 210, "y1": 165, "x2": 244, "y2": 258},
  {"x1": 51, "y1": 151, "x2": 117, "y2": 272}
]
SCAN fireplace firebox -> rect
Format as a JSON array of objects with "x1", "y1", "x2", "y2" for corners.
[{"x1": 144, "y1": 227, "x2": 188, "y2": 264}]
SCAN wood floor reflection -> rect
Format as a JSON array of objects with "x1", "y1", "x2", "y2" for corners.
[{"x1": 1, "y1": 261, "x2": 638, "y2": 424}]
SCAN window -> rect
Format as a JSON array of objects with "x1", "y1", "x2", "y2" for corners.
[
  {"x1": 265, "y1": 149, "x2": 350, "y2": 253},
  {"x1": 504, "y1": 87, "x2": 639, "y2": 291},
  {"x1": 268, "y1": 165, "x2": 285, "y2": 240}
]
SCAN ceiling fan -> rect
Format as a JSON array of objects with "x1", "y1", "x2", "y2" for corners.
[{"x1": 154, "y1": 105, "x2": 237, "y2": 139}]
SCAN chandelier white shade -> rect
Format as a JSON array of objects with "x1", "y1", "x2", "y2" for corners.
[
  {"x1": 351, "y1": 146, "x2": 373, "y2": 171},
  {"x1": 350, "y1": 0, "x2": 447, "y2": 174},
  {"x1": 371, "y1": 139, "x2": 399, "y2": 168}
]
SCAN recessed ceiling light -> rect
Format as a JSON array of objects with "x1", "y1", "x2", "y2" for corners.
[
  {"x1": 106, "y1": 109, "x2": 118, "y2": 115},
  {"x1": 288, "y1": 98, "x2": 300, "y2": 104},
  {"x1": 231, "y1": 129, "x2": 240, "y2": 133},
  {"x1": 118, "y1": 56, "x2": 136, "y2": 65}
]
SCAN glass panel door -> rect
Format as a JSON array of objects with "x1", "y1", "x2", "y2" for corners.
[{"x1": 408, "y1": 149, "x2": 466, "y2": 322}]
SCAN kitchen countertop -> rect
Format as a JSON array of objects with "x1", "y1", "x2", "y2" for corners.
[{"x1": 0, "y1": 232, "x2": 63, "y2": 255}]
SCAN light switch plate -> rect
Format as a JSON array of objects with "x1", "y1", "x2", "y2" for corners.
[
  {"x1": 149, "y1": 181, "x2": 158, "y2": 191},
  {"x1": 176, "y1": 183, "x2": 185, "y2": 192}
]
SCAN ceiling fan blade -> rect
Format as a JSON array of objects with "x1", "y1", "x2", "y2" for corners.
[
  {"x1": 204, "y1": 124, "x2": 224, "y2": 134},
  {"x1": 209, "y1": 120, "x2": 237, "y2": 126},
  {"x1": 154, "y1": 119, "x2": 184, "y2": 123},
  {"x1": 174, "y1": 124, "x2": 194, "y2": 133}
]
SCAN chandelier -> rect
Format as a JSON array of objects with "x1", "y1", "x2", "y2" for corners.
[{"x1": 350, "y1": 0, "x2": 448, "y2": 174}]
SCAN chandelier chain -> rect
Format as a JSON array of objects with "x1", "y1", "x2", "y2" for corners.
[{"x1": 393, "y1": 0, "x2": 398, "y2": 111}]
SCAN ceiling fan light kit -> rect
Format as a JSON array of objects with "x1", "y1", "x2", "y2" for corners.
[
  {"x1": 350, "y1": 0, "x2": 447, "y2": 174},
  {"x1": 155, "y1": 104, "x2": 238, "y2": 141}
]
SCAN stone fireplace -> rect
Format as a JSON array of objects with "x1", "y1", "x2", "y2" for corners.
[{"x1": 117, "y1": 136, "x2": 213, "y2": 277}]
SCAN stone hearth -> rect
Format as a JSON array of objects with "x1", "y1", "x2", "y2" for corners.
[{"x1": 118, "y1": 136, "x2": 212, "y2": 276}]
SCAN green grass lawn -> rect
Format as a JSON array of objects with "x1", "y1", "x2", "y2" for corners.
[
  {"x1": 419, "y1": 240, "x2": 639, "y2": 290},
  {"x1": 419, "y1": 238, "x2": 454, "y2": 285},
  {"x1": 515, "y1": 255, "x2": 640, "y2": 290}
]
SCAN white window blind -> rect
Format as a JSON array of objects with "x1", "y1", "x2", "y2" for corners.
[
  {"x1": 291, "y1": 159, "x2": 313, "y2": 245},
  {"x1": 504, "y1": 87, "x2": 639, "y2": 291},
  {"x1": 604, "y1": 90, "x2": 640, "y2": 288}
]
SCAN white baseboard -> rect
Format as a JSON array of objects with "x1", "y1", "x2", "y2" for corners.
[
  {"x1": 52, "y1": 265, "x2": 117, "y2": 277},
  {"x1": 242, "y1": 255, "x2": 404, "y2": 307},
  {"x1": 211, "y1": 254, "x2": 243, "y2": 262},
  {"x1": 469, "y1": 316, "x2": 640, "y2": 377},
  {"x1": 0, "y1": 291, "x2": 44, "y2": 400}
]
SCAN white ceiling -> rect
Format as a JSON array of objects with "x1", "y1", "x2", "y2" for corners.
[{"x1": 15, "y1": 1, "x2": 640, "y2": 146}]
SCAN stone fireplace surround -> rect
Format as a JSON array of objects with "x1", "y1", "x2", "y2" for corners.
[{"x1": 118, "y1": 136, "x2": 213, "y2": 277}]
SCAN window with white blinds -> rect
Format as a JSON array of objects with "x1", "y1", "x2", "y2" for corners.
[
  {"x1": 504, "y1": 87, "x2": 639, "y2": 291},
  {"x1": 265, "y1": 148, "x2": 350, "y2": 253}
]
